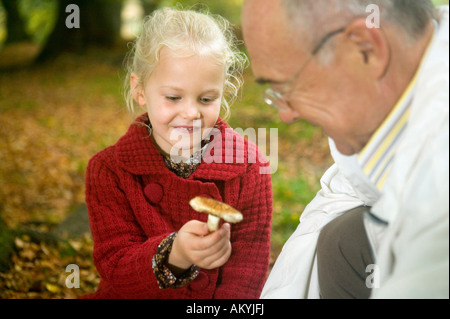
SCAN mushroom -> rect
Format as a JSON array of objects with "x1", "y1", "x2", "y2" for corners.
[{"x1": 189, "y1": 196, "x2": 243, "y2": 232}]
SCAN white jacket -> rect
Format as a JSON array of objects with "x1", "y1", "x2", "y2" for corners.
[{"x1": 261, "y1": 6, "x2": 449, "y2": 299}]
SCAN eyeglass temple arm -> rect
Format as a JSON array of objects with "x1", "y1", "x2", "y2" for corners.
[{"x1": 312, "y1": 27, "x2": 346, "y2": 55}]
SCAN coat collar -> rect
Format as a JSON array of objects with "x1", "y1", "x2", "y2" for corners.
[{"x1": 115, "y1": 114, "x2": 249, "y2": 181}]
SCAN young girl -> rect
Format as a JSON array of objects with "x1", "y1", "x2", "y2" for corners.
[{"x1": 83, "y1": 7, "x2": 272, "y2": 299}]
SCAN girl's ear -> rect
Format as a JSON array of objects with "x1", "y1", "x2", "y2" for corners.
[{"x1": 130, "y1": 73, "x2": 146, "y2": 106}]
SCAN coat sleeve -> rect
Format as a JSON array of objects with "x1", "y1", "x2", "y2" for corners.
[
  {"x1": 261, "y1": 164, "x2": 368, "y2": 298},
  {"x1": 85, "y1": 154, "x2": 212, "y2": 298},
  {"x1": 213, "y1": 162, "x2": 273, "y2": 299}
]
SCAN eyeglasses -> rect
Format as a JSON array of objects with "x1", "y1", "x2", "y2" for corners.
[{"x1": 263, "y1": 27, "x2": 346, "y2": 112}]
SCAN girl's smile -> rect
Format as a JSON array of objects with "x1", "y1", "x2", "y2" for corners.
[{"x1": 172, "y1": 124, "x2": 202, "y2": 135}]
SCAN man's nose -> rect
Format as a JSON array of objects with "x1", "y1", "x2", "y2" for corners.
[{"x1": 278, "y1": 108, "x2": 300, "y2": 124}]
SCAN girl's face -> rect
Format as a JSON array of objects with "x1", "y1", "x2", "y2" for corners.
[{"x1": 132, "y1": 47, "x2": 225, "y2": 157}]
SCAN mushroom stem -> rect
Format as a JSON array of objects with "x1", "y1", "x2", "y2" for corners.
[{"x1": 207, "y1": 215, "x2": 221, "y2": 232}]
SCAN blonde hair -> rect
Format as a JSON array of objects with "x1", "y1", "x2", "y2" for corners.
[{"x1": 123, "y1": 6, "x2": 248, "y2": 121}]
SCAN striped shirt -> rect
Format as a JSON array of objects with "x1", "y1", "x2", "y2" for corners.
[
  {"x1": 357, "y1": 20, "x2": 438, "y2": 191},
  {"x1": 357, "y1": 77, "x2": 417, "y2": 191}
]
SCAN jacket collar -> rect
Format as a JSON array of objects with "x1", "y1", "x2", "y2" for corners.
[{"x1": 115, "y1": 114, "x2": 248, "y2": 181}]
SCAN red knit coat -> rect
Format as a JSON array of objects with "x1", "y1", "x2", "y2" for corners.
[{"x1": 83, "y1": 115, "x2": 272, "y2": 299}]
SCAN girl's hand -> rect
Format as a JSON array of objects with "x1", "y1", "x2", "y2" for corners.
[{"x1": 167, "y1": 220, "x2": 232, "y2": 272}]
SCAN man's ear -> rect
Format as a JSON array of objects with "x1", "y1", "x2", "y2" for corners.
[
  {"x1": 130, "y1": 73, "x2": 146, "y2": 106},
  {"x1": 344, "y1": 19, "x2": 390, "y2": 79}
]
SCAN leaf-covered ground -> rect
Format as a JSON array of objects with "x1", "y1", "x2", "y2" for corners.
[
  {"x1": 0, "y1": 234, "x2": 98, "y2": 298},
  {"x1": 0, "y1": 45, "x2": 332, "y2": 298}
]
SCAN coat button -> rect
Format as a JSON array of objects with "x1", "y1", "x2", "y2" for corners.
[
  {"x1": 144, "y1": 183, "x2": 163, "y2": 204},
  {"x1": 189, "y1": 271, "x2": 209, "y2": 291}
]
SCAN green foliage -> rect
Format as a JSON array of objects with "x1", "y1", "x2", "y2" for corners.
[
  {"x1": 270, "y1": 172, "x2": 316, "y2": 249},
  {"x1": 18, "y1": 0, "x2": 57, "y2": 45},
  {"x1": 432, "y1": 0, "x2": 449, "y2": 6},
  {"x1": 0, "y1": 0, "x2": 57, "y2": 46}
]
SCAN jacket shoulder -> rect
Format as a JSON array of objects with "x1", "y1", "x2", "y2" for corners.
[{"x1": 86, "y1": 144, "x2": 120, "y2": 176}]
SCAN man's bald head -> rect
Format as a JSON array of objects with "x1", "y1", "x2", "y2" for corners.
[{"x1": 242, "y1": 0, "x2": 308, "y2": 81}]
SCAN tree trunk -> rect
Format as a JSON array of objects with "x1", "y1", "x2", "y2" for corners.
[
  {"x1": 0, "y1": 215, "x2": 15, "y2": 272},
  {"x1": 3, "y1": 0, "x2": 31, "y2": 44},
  {"x1": 35, "y1": 0, "x2": 123, "y2": 63}
]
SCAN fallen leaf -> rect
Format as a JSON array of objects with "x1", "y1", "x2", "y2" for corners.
[{"x1": 45, "y1": 282, "x2": 61, "y2": 294}]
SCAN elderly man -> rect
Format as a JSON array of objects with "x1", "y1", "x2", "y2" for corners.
[{"x1": 242, "y1": 0, "x2": 449, "y2": 298}]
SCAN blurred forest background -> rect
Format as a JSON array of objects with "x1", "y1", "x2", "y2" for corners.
[{"x1": 0, "y1": 0, "x2": 448, "y2": 298}]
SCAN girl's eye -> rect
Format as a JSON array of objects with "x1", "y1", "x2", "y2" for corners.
[
  {"x1": 200, "y1": 97, "x2": 217, "y2": 104},
  {"x1": 166, "y1": 96, "x2": 181, "y2": 102}
]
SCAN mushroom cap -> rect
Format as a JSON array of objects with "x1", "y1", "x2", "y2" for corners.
[{"x1": 189, "y1": 196, "x2": 243, "y2": 223}]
